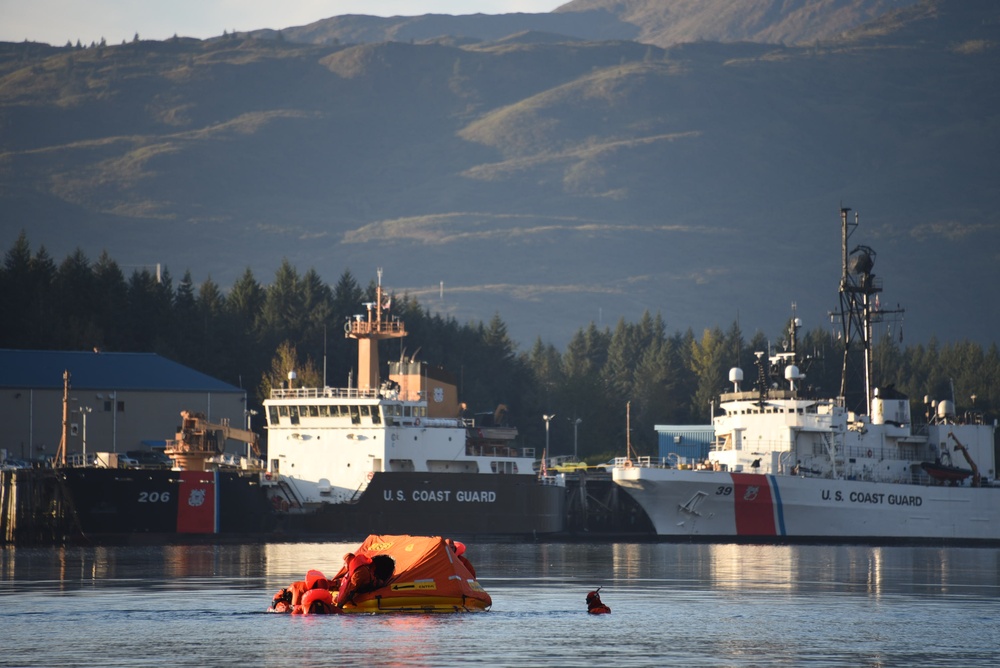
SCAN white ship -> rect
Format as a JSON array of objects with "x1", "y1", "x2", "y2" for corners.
[
  {"x1": 262, "y1": 270, "x2": 566, "y2": 537},
  {"x1": 614, "y1": 208, "x2": 998, "y2": 543}
]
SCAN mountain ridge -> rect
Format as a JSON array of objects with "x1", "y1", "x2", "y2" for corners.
[{"x1": 1, "y1": 0, "x2": 998, "y2": 350}]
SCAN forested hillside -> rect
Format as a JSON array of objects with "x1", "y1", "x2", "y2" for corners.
[{"x1": 3, "y1": 234, "x2": 996, "y2": 459}]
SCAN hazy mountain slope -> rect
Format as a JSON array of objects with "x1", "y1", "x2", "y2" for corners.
[
  {"x1": 263, "y1": 0, "x2": 921, "y2": 48},
  {"x1": 556, "y1": 0, "x2": 922, "y2": 45},
  {"x1": 1, "y1": 0, "x2": 998, "y2": 350}
]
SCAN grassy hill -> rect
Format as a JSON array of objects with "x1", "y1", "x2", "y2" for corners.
[
  {"x1": 264, "y1": 0, "x2": 922, "y2": 48},
  {"x1": 1, "y1": 0, "x2": 998, "y2": 349}
]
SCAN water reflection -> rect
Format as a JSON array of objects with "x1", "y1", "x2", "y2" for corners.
[
  {"x1": 3, "y1": 542, "x2": 1000, "y2": 600},
  {"x1": 2, "y1": 542, "x2": 999, "y2": 668}
]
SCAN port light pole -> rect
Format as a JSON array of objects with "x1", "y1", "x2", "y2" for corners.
[
  {"x1": 543, "y1": 414, "x2": 555, "y2": 466},
  {"x1": 571, "y1": 417, "x2": 582, "y2": 461},
  {"x1": 81, "y1": 406, "x2": 92, "y2": 464}
]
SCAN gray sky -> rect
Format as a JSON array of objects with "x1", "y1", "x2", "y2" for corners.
[{"x1": 0, "y1": 1, "x2": 565, "y2": 46}]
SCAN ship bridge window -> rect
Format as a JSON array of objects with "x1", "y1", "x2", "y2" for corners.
[
  {"x1": 289, "y1": 406, "x2": 299, "y2": 425},
  {"x1": 371, "y1": 407, "x2": 382, "y2": 425},
  {"x1": 318, "y1": 405, "x2": 330, "y2": 417},
  {"x1": 330, "y1": 405, "x2": 343, "y2": 417},
  {"x1": 278, "y1": 405, "x2": 289, "y2": 417},
  {"x1": 268, "y1": 406, "x2": 279, "y2": 425},
  {"x1": 490, "y1": 461, "x2": 517, "y2": 474},
  {"x1": 385, "y1": 404, "x2": 401, "y2": 417},
  {"x1": 308, "y1": 405, "x2": 319, "y2": 417},
  {"x1": 350, "y1": 405, "x2": 361, "y2": 425},
  {"x1": 403, "y1": 406, "x2": 412, "y2": 417}
]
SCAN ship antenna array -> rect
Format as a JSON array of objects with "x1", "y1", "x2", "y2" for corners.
[{"x1": 828, "y1": 207, "x2": 904, "y2": 416}]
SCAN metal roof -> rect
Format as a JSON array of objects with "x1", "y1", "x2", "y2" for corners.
[{"x1": 0, "y1": 349, "x2": 244, "y2": 393}]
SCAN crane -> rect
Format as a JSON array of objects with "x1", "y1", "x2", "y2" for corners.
[
  {"x1": 947, "y1": 431, "x2": 981, "y2": 488},
  {"x1": 165, "y1": 410, "x2": 261, "y2": 472}
]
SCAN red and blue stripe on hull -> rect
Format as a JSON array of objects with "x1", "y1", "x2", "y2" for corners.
[{"x1": 731, "y1": 473, "x2": 786, "y2": 537}]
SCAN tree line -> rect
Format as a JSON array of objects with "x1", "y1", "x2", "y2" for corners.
[{"x1": 3, "y1": 232, "x2": 998, "y2": 460}]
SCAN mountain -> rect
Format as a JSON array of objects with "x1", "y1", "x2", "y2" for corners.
[
  {"x1": 1, "y1": 0, "x2": 998, "y2": 350},
  {"x1": 263, "y1": 0, "x2": 922, "y2": 47}
]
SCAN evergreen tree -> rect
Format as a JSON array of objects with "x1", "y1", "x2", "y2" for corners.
[
  {"x1": 689, "y1": 326, "x2": 728, "y2": 421},
  {"x1": 1, "y1": 232, "x2": 35, "y2": 347},
  {"x1": 260, "y1": 260, "x2": 304, "y2": 347},
  {"x1": 92, "y1": 251, "x2": 128, "y2": 351},
  {"x1": 54, "y1": 248, "x2": 97, "y2": 349}
]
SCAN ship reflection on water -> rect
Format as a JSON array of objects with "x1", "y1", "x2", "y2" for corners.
[{"x1": 2, "y1": 542, "x2": 997, "y2": 667}]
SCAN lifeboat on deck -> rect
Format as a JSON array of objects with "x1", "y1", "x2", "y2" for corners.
[{"x1": 920, "y1": 461, "x2": 973, "y2": 485}]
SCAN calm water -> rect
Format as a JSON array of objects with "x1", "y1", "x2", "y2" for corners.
[{"x1": 2, "y1": 541, "x2": 999, "y2": 667}]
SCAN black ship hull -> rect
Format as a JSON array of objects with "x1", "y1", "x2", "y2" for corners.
[
  {"x1": 274, "y1": 472, "x2": 566, "y2": 538},
  {"x1": 58, "y1": 468, "x2": 275, "y2": 539},
  {"x1": 4, "y1": 468, "x2": 566, "y2": 544}
]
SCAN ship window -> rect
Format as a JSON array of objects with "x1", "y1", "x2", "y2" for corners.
[
  {"x1": 350, "y1": 405, "x2": 361, "y2": 425},
  {"x1": 403, "y1": 406, "x2": 411, "y2": 417},
  {"x1": 490, "y1": 461, "x2": 517, "y2": 474},
  {"x1": 359, "y1": 405, "x2": 371, "y2": 417},
  {"x1": 299, "y1": 406, "x2": 309, "y2": 418},
  {"x1": 371, "y1": 407, "x2": 382, "y2": 425},
  {"x1": 318, "y1": 405, "x2": 330, "y2": 417},
  {"x1": 268, "y1": 406, "x2": 279, "y2": 424},
  {"x1": 289, "y1": 406, "x2": 299, "y2": 425},
  {"x1": 278, "y1": 405, "x2": 289, "y2": 417},
  {"x1": 308, "y1": 405, "x2": 319, "y2": 417}
]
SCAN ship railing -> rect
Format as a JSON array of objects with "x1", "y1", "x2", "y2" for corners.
[
  {"x1": 271, "y1": 387, "x2": 382, "y2": 399},
  {"x1": 346, "y1": 320, "x2": 405, "y2": 337},
  {"x1": 633, "y1": 456, "x2": 671, "y2": 468}
]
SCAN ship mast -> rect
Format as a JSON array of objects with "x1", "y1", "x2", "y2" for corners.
[
  {"x1": 345, "y1": 269, "x2": 407, "y2": 391},
  {"x1": 831, "y1": 207, "x2": 902, "y2": 416},
  {"x1": 56, "y1": 370, "x2": 70, "y2": 466}
]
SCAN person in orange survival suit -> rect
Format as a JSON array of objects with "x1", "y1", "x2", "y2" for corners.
[
  {"x1": 335, "y1": 552, "x2": 375, "y2": 608},
  {"x1": 446, "y1": 538, "x2": 476, "y2": 578},
  {"x1": 296, "y1": 569, "x2": 337, "y2": 615},
  {"x1": 270, "y1": 578, "x2": 306, "y2": 613},
  {"x1": 271, "y1": 569, "x2": 334, "y2": 614},
  {"x1": 586, "y1": 587, "x2": 611, "y2": 614}
]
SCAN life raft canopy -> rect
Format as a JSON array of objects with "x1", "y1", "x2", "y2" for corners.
[{"x1": 267, "y1": 534, "x2": 491, "y2": 614}]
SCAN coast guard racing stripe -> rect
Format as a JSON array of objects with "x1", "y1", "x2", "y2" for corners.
[
  {"x1": 730, "y1": 473, "x2": 777, "y2": 536},
  {"x1": 176, "y1": 471, "x2": 219, "y2": 533}
]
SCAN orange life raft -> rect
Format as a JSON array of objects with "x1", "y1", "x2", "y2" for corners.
[{"x1": 268, "y1": 535, "x2": 491, "y2": 614}]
